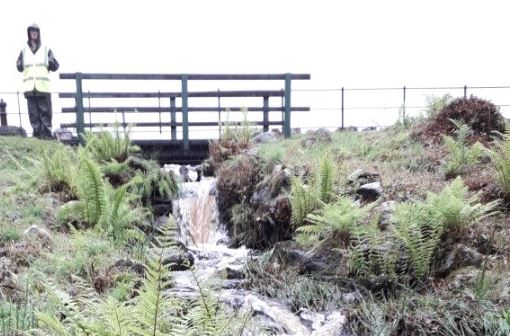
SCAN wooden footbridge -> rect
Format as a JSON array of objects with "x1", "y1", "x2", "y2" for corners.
[{"x1": 58, "y1": 73, "x2": 310, "y2": 164}]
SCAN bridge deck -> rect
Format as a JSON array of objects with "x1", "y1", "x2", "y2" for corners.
[{"x1": 62, "y1": 138, "x2": 210, "y2": 165}]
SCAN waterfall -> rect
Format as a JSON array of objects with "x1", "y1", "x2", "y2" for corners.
[
  {"x1": 164, "y1": 164, "x2": 347, "y2": 335},
  {"x1": 172, "y1": 177, "x2": 228, "y2": 248}
]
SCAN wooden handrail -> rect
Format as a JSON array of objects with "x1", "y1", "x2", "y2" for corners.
[
  {"x1": 61, "y1": 106, "x2": 310, "y2": 113},
  {"x1": 59, "y1": 90, "x2": 286, "y2": 99},
  {"x1": 60, "y1": 73, "x2": 311, "y2": 80}
]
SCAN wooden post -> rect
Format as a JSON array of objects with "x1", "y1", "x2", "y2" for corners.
[
  {"x1": 75, "y1": 72, "x2": 85, "y2": 142},
  {"x1": 0, "y1": 99, "x2": 7, "y2": 126},
  {"x1": 170, "y1": 97, "x2": 176, "y2": 140},
  {"x1": 181, "y1": 74, "x2": 189, "y2": 151},
  {"x1": 284, "y1": 73, "x2": 291, "y2": 138},
  {"x1": 263, "y1": 95, "x2": 269, "y2": 132},
  {"x1": 217, "y1": 90, "x2": 222, "y2": 138}
]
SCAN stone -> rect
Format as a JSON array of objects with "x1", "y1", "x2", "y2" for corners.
[{"x1": 23, "y1": 225, "x2": 51, "y2": 246}]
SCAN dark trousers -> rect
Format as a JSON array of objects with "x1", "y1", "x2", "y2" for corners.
[{"x1": 25, "y1": 92, "x2": 53, "y2": 139}]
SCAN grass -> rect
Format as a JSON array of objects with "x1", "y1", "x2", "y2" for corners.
[
  {"x1": 250, "y1": 122, "x2": 510, "y2": 333},
  {"x1": 2, "y1": 113, "x2": 510, "y2": 335}
]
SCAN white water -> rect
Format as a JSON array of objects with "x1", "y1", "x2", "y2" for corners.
[{"x1": 169, "y1": 169, "x2": 347, "y2": 335}]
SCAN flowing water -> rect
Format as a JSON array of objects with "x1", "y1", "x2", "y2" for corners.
[{"x1": 166, "y1": 165, "x2": 347, "y2": 336}]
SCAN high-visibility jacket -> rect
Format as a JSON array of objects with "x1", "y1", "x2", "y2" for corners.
[{"x1": 22, "y1": 45, "x2": 50, "y2": 93}]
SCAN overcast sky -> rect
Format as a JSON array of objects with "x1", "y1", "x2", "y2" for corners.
[{"x1": 1, "y1": 0, "x2": 510, "y2": 131}]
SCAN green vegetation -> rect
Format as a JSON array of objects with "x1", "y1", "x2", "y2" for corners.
[
  {"x1": 0, "y1": 128, "x2": 253, "y2": 335},
  {"x1": 2, "y1": 93, "x2": 510, "y2": 335},
  {"x1": 442, "y1": 119, "x2": 484, "y2": 177}
]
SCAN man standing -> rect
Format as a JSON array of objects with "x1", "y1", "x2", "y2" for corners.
[{"x1": 16, "y1": 23, "x2": 59, "y2": 139}]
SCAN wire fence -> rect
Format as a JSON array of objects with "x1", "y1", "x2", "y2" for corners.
[{"x1": 2, "y1": 84, "x2": 510, "y2": 138}]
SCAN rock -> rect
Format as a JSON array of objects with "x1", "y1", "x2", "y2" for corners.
[
  {"x1": 447, "y1": 266, "x2": 480, "y2": 290},
  {"x1": 377, "y1": 201, "x2": 397, "y2": 230},
  {"x1": 162, "y1": 249, "x2": 195, "y2": 271},
  {"x1": 243, "y1": 294, "x2": 311, "y2": 335},
  {"x1": 436, "y1": 244, "x2": 483, "y2": 277},
  {"x1": 253, "y1": 131, "x2": 278, "y2": 144},
  {"x1": 200, "y1": 159, "x2": 215, "y2": 177},
  {"x1": 152, "y1": 203, "x2": 172, "y2": 217},
  {"x1": 225, "y1": 267, "x2": 245, "y2": 280},
  {"x1": 302, "y1": 128, "x2": 332, "y2": 148},
  {"x1": 341, "y1": 290, "x2": 362, "y2": 304},
  {"x1": 0, "y1": 257, "x2": 19, "y2": 301},
  {"x1": 272, "y1": 241, "x2": 327, "y2": 274},
  {"x1": 347, "y1": 169, "x2": 380, "y2": 185},
  {"x1": 337, "y1": 126, "x2": 358, "y2": 132},
  {"x1": 23, "y1": 225, "x2": 51, "y2": 247},
  {"x1": 311, "y1": 311, "x2": 347, "y2": 336},
  {"x1": 177, "y1": 165, "x2": 199, "y2": 182},
  {"x1": 299, "y1": 308, "x2": 326, "y2": 330},
  {"x1": 357, "y1": 181, "x2": 383, "y2": 202},
  {"x1": 0, "y1": 126, "x2": 26, "y2": 137},
  {"x1": 54, "y1": 128, "x2": 73, "y2": 140},
  {"x1": 361, "y1": 126, "x2": 377, "y2": 132}
]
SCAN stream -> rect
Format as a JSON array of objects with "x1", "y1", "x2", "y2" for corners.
[{"x1": 165, "y1": 164, "x2": 348, "y2": 336}]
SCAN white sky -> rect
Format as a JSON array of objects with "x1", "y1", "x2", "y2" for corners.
[{"x1": 1, "y1": 0, "x2": 510, "y2": 133}]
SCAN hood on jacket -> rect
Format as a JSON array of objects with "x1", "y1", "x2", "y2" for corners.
[{"x1": 27, "y1": 23, "x2": 41, "y2": 47}]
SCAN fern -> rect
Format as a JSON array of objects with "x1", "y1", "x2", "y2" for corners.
[
  {"x1": 77, "y1": 150, "x2": 107, "y2": 225},
  {"x1": 98, "y1": 183, "x2": 146, "y2": 244},
  {"x1": 0, "y1": 300, "x2": 38, "y2": 335},
  {"x1": 37, "y1": 278, "x2": 99, "y2": 335},
  {"x1": 128, "y1": 161, "x2": 178, "y2": 207},
  {"x1": 392, "y1": 201, "x2": 443, "y2": 278},
  {"x1": 349, "y1": 220, "x2": 397, "y2": 280},
  {"x1": 289, "y1": 177, "x2": 320, "y2": 228},
  {"x1": 488, "y1": 125, "x2": 510, "y2": 195},
  {"x1": 317, "y1": 152, "x2": 335, "y2": 203},
  {"x1": 183, "y1": 272, "x2": 233, "y2": 336},
  {"x1": 40, "y1": 145, "x2": 79, "y2": 196},
  {"x1": 83, "y1": 122, "x2": 140, "y2": 163},
  {"x1": 102, "y1": 159, "x2": 131, "y2": 177},
  {"x1": 427, "y1": 176, "x2": 499, "y2": 237},
  {"x1": 442, "y1": 119, "x2": 483, "y2": 177},
  {"x1": 298, "y1": 196, "x2": 366, "y2": 247}
]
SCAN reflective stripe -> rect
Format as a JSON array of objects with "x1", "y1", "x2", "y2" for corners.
[
  {"x1": 23, "y1": 77, "x2": 49, "y2": 82},
  {"x1": 24, "y1": 63, "x2": 47, "y2": 68}
]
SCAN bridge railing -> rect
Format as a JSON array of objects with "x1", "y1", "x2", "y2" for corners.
[{"x1": 58, "y1": 73, "x2": 311, "y2": 149}]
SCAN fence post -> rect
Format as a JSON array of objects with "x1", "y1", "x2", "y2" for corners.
[
  {"x1": 284, "y1": 73, "x2": 291, "y2": 138},
  {"x1": 170, "y1": 97, "x2": 176, "y2": 140},
  {"x1": 263, "y1": 95, "x2": 269, "y2": 132},
  {"x1": 87, "y1": 90, "x2": 92, "y2": 131},
  {"x1": 464, "y1": 85, "x2": 467, "y2": 98},
  {"x1": 158, "y1": 91, "x2": 162, "y2": 134},
  {"x1": 217, "y1": 90, "x2": 222, "y2": 139},
  {"x1": 75, "y1": 72, "x2": 85, "y2": 142},
  {"x1": 181, "y1": 74, "x2": 189, "y2": 151},
  {"x1": 341, "y1": 87, "x2": 344, "y2": 129},
  {"x1": 16, "y1": 91, "x2": 22, "y2": 127},
  {"x1": 0, "y1": 99, "x2": 7, "y2": 126},
  {"x1": 402, "y1": 86, "x2": 406, "y2": 122}
]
